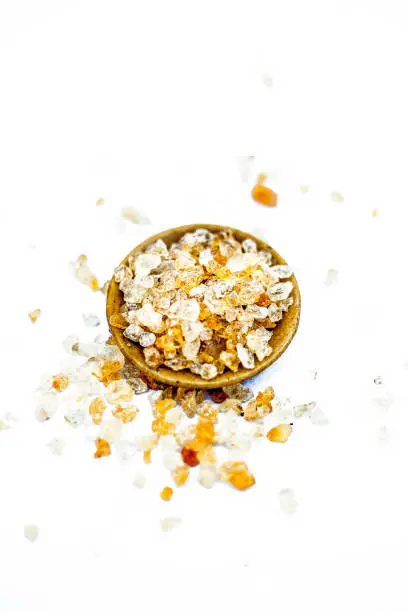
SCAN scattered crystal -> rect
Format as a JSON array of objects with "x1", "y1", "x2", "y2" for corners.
[
  {"x1": 35, "y1": 393, "x2": 58, "y2": 422},
  {"x1": 199, "y1": 464, "x2": 217, "y2": 489},
  {"x1": 100, "y1": 419, "x2": 122, "y2": 443},
  {"x1": 82, "y1": 313, "x2": 101, "y2": 327},
  {"x1": 160, "y1": 486, "x2": 173, "y2": 501},
  {"x1": 126, "y1": 377, "x2": 148, "y2": 394},
  {"x1": 47, "y1": 437, "x2": 65, "y2": 456},
  {"x1": 278, "y1": 488, "x2": 298, "y2": 515},
  {"x1": 267, "y1": 281, "x2": 293, "y2": 302},
  {"x1": 236, "y1": 344, "x2": 255, "y2": 369},
  {"x1": 24, "y1": 524, "x2": 39, "y2": 543},
  {"x1": 94, "y1": 438, "x2": 111, "y2": 458},
  {"x1": 160, "y1": 517, "x2": 181, "y2": 532},
  {"x1": 267, "y1": 424, "x2": 292, "y2": 443},
  {"x1": 331, "y1": 191, "x2": 344, "y2": 202},
  {"x1": 133, "y1": 473, "x2": 147, "y2": 489},
  {"x1": 324, "y1": 269, "x2": 339, "y2": 286},
  {"x1": 28, "y1": 309, "x2": 41, "y2": 323},
  {"x1": 310, "y1": 407, "x2": 329, "y2": 425},
  {"x1": 121, "y1": 207, "x2": 151, "y2": 224},
  {"x1": 139, "y1": 332, "x2": 156, "y2": 347},
  {"x1": 293, "y1": 401, "x2": 317, "y2": 418}
]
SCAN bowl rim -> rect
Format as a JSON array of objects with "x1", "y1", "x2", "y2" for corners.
[{"x1": 106, "y1": 224, "x2": 301, "y2": 389}]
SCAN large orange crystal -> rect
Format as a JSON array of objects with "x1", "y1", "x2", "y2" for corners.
[
  {"x1": 181, "y1": 446, "x2": 199, "y2": 467},
  {"x1": 94, "y1": 438, "x2": 111, "y2": 459},
  {"x1": 266, "y1": 424, "x2": 292, "y2": 443},
  {"x1": 221, "y1": 462, "x2": 256, "y2": 491},
  {"x1": 251, "y1": 173, "x2": 278, "y2": 207},
  {"x1": 160, "y1": 486, "x2": 173, "y2": 501}
]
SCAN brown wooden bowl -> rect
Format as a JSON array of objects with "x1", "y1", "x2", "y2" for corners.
[{"x1": 106, "y1": 224, "x2": 301, "y2": 389}]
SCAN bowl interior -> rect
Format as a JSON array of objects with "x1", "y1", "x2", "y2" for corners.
[{"x1": 106, "y1": 224, "x2": 301, "y2": 389}]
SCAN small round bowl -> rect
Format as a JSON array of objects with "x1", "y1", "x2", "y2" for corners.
[{"x1": 106, "y1": 224, "x2": 301, "y2": 389}]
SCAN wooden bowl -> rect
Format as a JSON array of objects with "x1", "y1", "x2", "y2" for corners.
[{"x1": 106, "y1": 224, "x2": 301, "y2": 389}]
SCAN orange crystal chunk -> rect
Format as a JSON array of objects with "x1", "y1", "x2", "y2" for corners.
[
  {"x1": 221, "y1": 462, "x2": 256, "y2": 491},
  {"x1": 143, "y1": 450, "x2": 152, "y2": 464},
  {"x1": 160, "y1": 486, "x2": 173, "y2": 501},
  {"x1": 155, "y1": 398, "x2": 176, "y2": 417},
  {"x1": 181, "y1": 446, "x2": 199, "y2": 467},
  {"x1": 251, "y1": 174, "x2": 278, "y2": 207},
  {"x1": 94, "y1": 438, "x2": 111, "y2": 458},
  {"x1": 52, "y1": 373, "x2": 70, "y2": 392},
  {"x1": 266, "y1": 424, "x2": 292, "y2": 443},
  {"x1": 96, "y1": 360, "x2": 122, "y2": 386},
  {"x1": 90, "y1": 277, "x2": 100, "y2": 291}
]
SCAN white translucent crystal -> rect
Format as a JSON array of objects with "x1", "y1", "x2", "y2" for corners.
[
  {"x1": 35, "y1": 393, "x2": 58, "y2": 422},
  {"x1": 105, "y1": 379, "x2": 134, "y2": 404},
  {"x1": 225, "y1": 307, "x2": 237, "y2": 322},
  {"x1": 267, "y1": 281, "x2": 293, "y2": 301},
  {"x1": 135, "y1": 254, "x2": 161, "y2": 276},
  {"x1": 163, "y1": 451, "x2": 180, "y2": 471},
  {"x1": 237, "y1": 343, "x2": 255, "y2": 369},
  {"x1": 73, "y1": 342, "x2": 105, "y2": 358},
  {"x1": 246, "y1": 328, "x2": 272, "y2": 361},
  {"x1": 123, "y1": 282, "x2": 147, "y2": 304},
  {"x1": 164, "y1": 358, "x2": 187, "y2": 371},
  {"x1": 174, "y1": 251, "x2": 196, "y2": 270},
  {"x1": 100, "y1": 345, "x2": 125, "y2": 367},
  {"x1": 378, "y1": 426, "x2": 389, "y2": 442},
  {"x1": 100, "y1": 419, "x2": 122, "y2": 443},
  {"x1": 182, "y1": 339, "x2": 200, "y2": 360},
  {"x1": 24, "y1": 524, "x2": 39, "y2": 543},
  {"x1": 82, "y1": 313, "x2": 101, "y2": 327},
  {"x1": 165, "y1": 406, "x2": 184, "y2": 427},
  {"x1": 134, "y1": 434, "x2": 157, "y2": 451},
  {"x1": 145, "y1": 239, "x2": 168, "y2": 257},
  {"x1": 199, "y1": 327, "x2": 213, "y2": 342},
  {"x1": 293, "y1": 401, "x2": 317, "y2": 418},
  {"x1": 270, "y1": 265, "x2": 292, "y2": 279},
  {"x1": 199, "y1": 248, "x2": 213, "y2": 266},
  {"x1": 199, "y1": 464, "x2": 217, "y2": 489},
  {"x1": 242, "y1": 238, "x2": 257, "y2": 253},
  {"x1": 181, "y1": 320, "x2": 203, "y2": 342},
  {"x1": 169, "y1": 298, "x2": 199, "y2": 322},
  {"x1": 64, "y1": 406, "x2": 86, "y2": 427},
  {"x1": 200, "y1": 364, "x2": 218, "y2": 380},
  {"x1": 245, "y1": 305, "x2": 268, "y2": 320},
  {"x1": 192, "y1": 228, "x2": 213, "y2": 244},
  {"x1": 324, "y1": 268, "x2": 339, "y2": 286},
  {"x1": 62, "y1": 334, "x2": 80, "y2": 354},
  {"x1": 160, "y1": 517, "x2": 181, "y2": 532},
  {"x1": 116, "y1": 440, "x2": 138, "y2": 460},
  {"x1": 227, "y1": 254, "x2": 247, "y2": 272},
  {"x1": 139, "y1": 332, "x2": 156, "y2": 347},
  {"x1": 47, "y1": 437, "x2": 65, "y2": 456},
  {"x1": 278, "y1": 488, "x2": 298, "y2": 515},
  {"x1": 135, "y1": 303, "x2": 163, "y2": 331},
  {"x1": 133, "y1": 473, "x2": 147, "y2": 489},
  {"x1": 310, "y1": 407, "x2": 329, "y2": 425},
  {"x1": 124, "y1": 324, "x2": 144, "y2": 343},
  {"x1": 268, "y1": 303, "x2": 283, "y2": 322}
]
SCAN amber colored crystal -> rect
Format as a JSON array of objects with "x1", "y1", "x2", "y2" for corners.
[
  {"x1": 160, "y1": 486, "x2": 173, "y2": 501},
  {"x1": 251, "y1": 173, "x2": 278, "y2": 207},
  {"x1": 172, "y1": 465, "x2": 189, "y2": 487},
  {"x1": 221, "y1": 461, "x2": 255, "y2": 490},
  {"x1": 256, "y1": 293, "x2": 272, "y2": 307},
  {"x1": 89, "y1": 397, "x2": 107, "y2": 425},
  {"x1": 181, "y1": 446, "x2": 199, "y2": 467},
  {"x1": 143, "y1": 449, "x2": 152, "y2": 464},
  {"x1": 52, "y1": 374, "x2": 70, "y2": 392},
  {"x1": 94, "y1": 438, "x2": 111, "y2": 459},
  {"x1": 266, "y1": 424, "x2": 292, "y2": 443}
]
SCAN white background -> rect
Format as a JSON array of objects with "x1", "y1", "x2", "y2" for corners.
[{"x1": 1, "y1": 1, "x2": 408, "y2": 611}]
